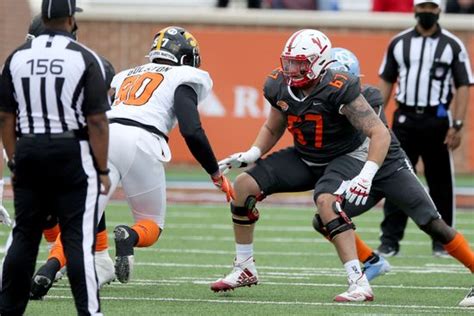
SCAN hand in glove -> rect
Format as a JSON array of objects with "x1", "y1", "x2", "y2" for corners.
[
  {"x1": 218, "y1": 146, "x2": 261, "y2": 174},
  {"x1": 345, "y1": 161, "x2": 379, "y2": 206},
  {"x1": 0, "y1": 205, "x2": 12, "y2": 227},
  {"x1": 211, "y1": 172, "x2": 236, "y2": 202}
]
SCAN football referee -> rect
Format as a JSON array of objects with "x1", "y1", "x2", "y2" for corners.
[
  {"x1": 0, "y1": 0, "x2": 110, "y2": 315},
  {"x1": 377, "y1": 0, "x2": 473, "y2": 257}
]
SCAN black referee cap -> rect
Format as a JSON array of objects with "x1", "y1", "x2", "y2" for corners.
[{"x1": 42, "y1": 0, "x2": 83, "y2": 19}]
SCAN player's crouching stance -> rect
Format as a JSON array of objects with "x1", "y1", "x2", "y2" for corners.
[
  {"x1": 31, "y1": 26, "x2": 234, "y2": 299},
  {"x1": 210, "y1": 29, "x2": 391, "y2": 301}
]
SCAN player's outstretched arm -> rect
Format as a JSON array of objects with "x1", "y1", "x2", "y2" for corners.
[
  {"x1": 218, "y1": 107, "x2": 286, "y2": 174},
  {"x1": 341, "y1": 94, "x2": 391, "y2": 206}
]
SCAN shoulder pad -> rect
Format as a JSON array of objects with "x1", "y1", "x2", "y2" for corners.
[
  {"x1": 264, "y1": 67, "x2": 284, "y2": 103},
  {"x1": 361, "y1": 84, "x2": 383, "y2": 108}
]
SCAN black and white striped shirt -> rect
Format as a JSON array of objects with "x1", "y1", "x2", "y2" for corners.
[
  {"x1": 379, "y1": 26, "x2": 473, "y2": 108},
  {"x1": 0, "y1": 30, "x2": 110, "y2": 135}
]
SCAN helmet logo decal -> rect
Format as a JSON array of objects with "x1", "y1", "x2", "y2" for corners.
[
  {"x1": 167, "y1": 28, "x2": 178, "y2": 35},
  {"x1": 311, "y1": 37, "x2": 328, "y2": 54}
]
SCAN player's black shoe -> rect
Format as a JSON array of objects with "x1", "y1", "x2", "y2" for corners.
[
  {"x1": 30, "y1": 258, "x2": 60, "y2": 300},
  {"x1": 114, "y1": 225, "x2": 137, "y2": 283},
  {"x1": 375, "y1": 244, "x2": 399, "y2": 257}
]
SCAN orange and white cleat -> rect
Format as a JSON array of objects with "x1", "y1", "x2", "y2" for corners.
[
  {"x1": 334, "y1": 274, "x2": 374, "y2": 302},
  {"x1": 211, "y1": 257, "x2": 258, "y2": 292}
]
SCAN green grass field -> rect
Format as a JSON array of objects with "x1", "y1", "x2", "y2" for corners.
[{"x1": 0, "y1": 200, "x2": 473, "y2": 315}]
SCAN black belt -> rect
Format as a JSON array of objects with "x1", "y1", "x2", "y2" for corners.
[
  {"x1": 398, "y1": 103, "x2": 439, "y2": 115},
  {"x1": 20, "y1": 129, "x2": 88, "y2": 140},
  {"x1": 109, "y1": 117, "x2": 169, "y2": 142}
]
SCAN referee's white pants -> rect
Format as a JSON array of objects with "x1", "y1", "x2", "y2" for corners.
[{"x1": 97, "y1": 124, "x2": 170, "y2": 229}]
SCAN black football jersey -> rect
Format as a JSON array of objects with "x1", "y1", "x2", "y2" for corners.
[
  {"x1": 264, "y1": 68, "x2": 365, "y2": 164},
  {"x1": 362, "y1": 84, "x2": 405, "y2": 162}
]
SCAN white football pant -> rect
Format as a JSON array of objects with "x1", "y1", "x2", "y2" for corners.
[{"x1": 97, "y1": 124, "x2": 170, "y2": 228}]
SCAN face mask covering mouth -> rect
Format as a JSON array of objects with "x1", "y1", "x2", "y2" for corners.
[{"x1": 415, "y1": 12, "x2": 439, "y2": 30}]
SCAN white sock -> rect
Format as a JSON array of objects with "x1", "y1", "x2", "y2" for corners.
[
  {"x1": 344, "y1": 259, "x2": 363, "y2": 282},
  {"x1": 235, "y1": 243, "x2": 253, "y2": 263}
]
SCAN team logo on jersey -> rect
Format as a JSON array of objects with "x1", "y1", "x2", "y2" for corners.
[{"x1": 276, "y1": 100, "x2": 289, "y2": 112}]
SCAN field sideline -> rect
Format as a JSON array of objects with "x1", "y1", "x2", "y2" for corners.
[{"x1": 0, "y1": 200, "x2": 472, "y2": 315}]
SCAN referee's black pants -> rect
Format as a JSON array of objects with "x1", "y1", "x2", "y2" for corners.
[
  {"x1": 0, "y1": 135, "x2": 102, "y2": 316},
  {"x1": 380, "y1": 107, "x2": 454, "y2": 252}
]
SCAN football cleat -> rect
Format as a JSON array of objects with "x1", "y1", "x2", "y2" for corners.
[
  {"x1": 210, "y1": 256, "x2": 258, "y2": 292},
  {"x1": 30, "y1": 258, "x2": 60, "y2": 300},
  {"x1": 374, "y1": 244, "x2": 399, "y2": 257},
  {"x1": 363, "y1": 254, "x2": 391, "y2": 281},
  {"x1": 334, "y1": 274, "x2": 374, "y2": 302},
  {"x1": 459, "y1": 287, "x2": 474, "y2": 307},
  {"x1": 95, "y1": 249, "x2": 116, "y2": 288},
  {"x1": 114, "y1": 225, "x2": 135, "y2": 283}
]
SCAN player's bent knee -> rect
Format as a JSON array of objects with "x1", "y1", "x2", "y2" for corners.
[
  {"x1": 314, "y1": 193, "x2": 335, "y2": 212},
  {"x1": 419, "y1": 218, "x2": 455, "y2": 244},
  {"x1": 231, "y1": 195, "x2": 260, "y2": 226},
  {"x1": 233, "y1": 173, "x2": 261, "y2": 202}
]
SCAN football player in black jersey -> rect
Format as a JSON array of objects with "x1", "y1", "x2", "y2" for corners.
[
  {"x1": 325, "y1": 47, "x2": 474, "y2": 307},
  {"x1": 211, "y1": 29, "x2": 474, "y2": 302},
  {"x1": 211, "y1": 29, "x2": 392, "y2": 302}
]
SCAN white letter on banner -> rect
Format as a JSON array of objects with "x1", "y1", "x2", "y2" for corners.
[
  {"x1": 198, "y1": 91, "x2": 226, "y2": 117},
  {"x1": 234, "y1": 86, "x2": 261, "y2": 118}
]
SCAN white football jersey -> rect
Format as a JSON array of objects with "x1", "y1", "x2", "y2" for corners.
[{"x1": 109, "y1": 63, "x2": 212, "y2": 135}]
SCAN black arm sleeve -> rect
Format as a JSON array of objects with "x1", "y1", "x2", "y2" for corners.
[
  {"x1": 0, "y1": 54, "x2": 18, "y2": 113},
  {"x1": 174, "y1": 84, "x2": 219, "y2": 176}
]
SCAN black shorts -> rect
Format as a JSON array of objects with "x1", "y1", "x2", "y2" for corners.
[
  {"x1": 246, "y1": 147, "x2": 321, "y2": 196},
  {"x1": 248, "y1": 147, "x2": 439, "y2": 226}
]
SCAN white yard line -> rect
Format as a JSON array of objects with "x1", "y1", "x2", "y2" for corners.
[
  {"x1": 46, "y1": 295, "x2": 473, "y2": 311},
  {"x1": 128, "y1": 262, "x2": 468, "y2": 275}
]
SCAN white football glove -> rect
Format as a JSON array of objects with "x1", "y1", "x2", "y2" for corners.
[
  {"x1": 345, "y1": 161, "x2": 379, "y2": 206},
  {"x1": 0, "y1": 205, "x2": 12, "y2": 227},
  {"x1": 218, "y1": 146, "x2": 262, "y2": 174}
]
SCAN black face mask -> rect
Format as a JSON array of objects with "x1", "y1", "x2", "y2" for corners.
[{"x1": 415, "y1": 12, "x2": 439, "y2": 30}]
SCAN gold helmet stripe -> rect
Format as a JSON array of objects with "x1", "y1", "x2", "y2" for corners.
[{"x1": 155, "y1": 26, "x2": 171, "y2": 50}]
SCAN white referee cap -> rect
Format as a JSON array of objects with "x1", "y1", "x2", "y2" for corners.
[{"x1": 414, "y1": 0, "x2": 441, "y2": 6}]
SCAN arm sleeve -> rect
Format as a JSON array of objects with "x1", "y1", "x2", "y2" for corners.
[
  {"x1": 82, "y1": 57, "x2": 111, "y2": 116},
  {"x1": 175, "y1": 84, "x2": 219, "y2": 175},
  {"x1": 379, "y1": 39, "x2": 399, "y2": 83},
  {"x1": 450, "y1": 40, "x2": 474, "y2": 88},
  {"x1": 0, "y1": 55, "x2": 18, "y2": 113}
]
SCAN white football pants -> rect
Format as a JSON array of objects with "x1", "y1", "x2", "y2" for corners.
[{"x1": 97, "y1": 124, "x2": 171, "y2": 228}]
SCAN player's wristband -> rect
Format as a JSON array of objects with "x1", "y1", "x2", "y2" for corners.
[
  {"x1": 246, "y1": 146, "x2": 262, "y2": 162},
  {"x1": 98, "y1": 168, "x2": 110, "y2": 175},
  {"x1": 360, "y1": 161, "x2": 379, "y2": 181}
]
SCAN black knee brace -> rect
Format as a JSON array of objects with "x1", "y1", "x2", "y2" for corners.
[
  {"x1": 325, "y1": 216, "x2": 355, "y2": 240},
  {"x1": 231, "y1": 195, "x2": 260, "y2": 225},
  {"x1": 312, "y1": 214, "x2": 330, "y2": 239},
  {"x1": 314, "y1": 197, "x2": 355, "y2": 240}
]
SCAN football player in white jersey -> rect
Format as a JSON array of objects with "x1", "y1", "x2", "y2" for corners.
[
  {"x1": 108, "y1": 26, "x2": 234, "y2": 283},
  {"x1": 30, "y1": 26, "x2": 235, "y2": 293}
]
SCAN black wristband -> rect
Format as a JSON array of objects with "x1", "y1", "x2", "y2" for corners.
[{"x1": 98, "y1": 168, "x2": 110, "y2": 175}]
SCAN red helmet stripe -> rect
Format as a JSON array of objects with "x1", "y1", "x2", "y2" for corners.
[{"x1": 286, "y1": 30, "x2": 304, "y2": 53}]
